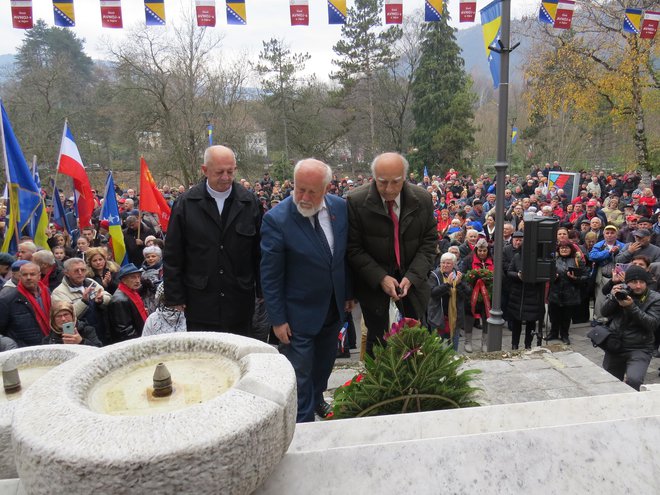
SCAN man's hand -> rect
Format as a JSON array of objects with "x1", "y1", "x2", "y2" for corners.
[
  {"x1": 172, "y1": 304, "x2": 186, "y2": 312},
  {"x1": 81, "y1": 286, "x2": 93, "y2": 302},
  {"x1": 135, "y1": 238, "x2": 144, "y2": 246},
  {"x1": 344, "y1": 300, "x2": 355, "y2": 313},
  {"x1": 380, "y1": 275, "x2": 401, "y2": 300},
  {"x1": 274, "y1": 323, "x2": 292, "y2": 344},
  {"x1": 94, "y1": 287, "x2": 104, "y2": 303},
  {"x1": 627, "y1": 241, "x2": 641, "y2": 254},
  {"x1": 612, "y1": 285, "x2": 633, "y2": 308},
  {"x1": 399, "y1": 277, "x2": 412, "y2": 298}
]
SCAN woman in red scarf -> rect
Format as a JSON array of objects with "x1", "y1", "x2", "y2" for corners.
[
  {"x1": 108, "y1": 263, "x2": 148, "y2": 343},
  {"x1": 460, "y1": 239, "x2": 494, "y2": 352},
  {"x1": 436, "y1": 209, "x2": 452, "y2": 237}
]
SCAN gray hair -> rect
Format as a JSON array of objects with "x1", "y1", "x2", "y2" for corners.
[
  {"x1": 440, "y1": 253, "x2": 456, "y2": 264},
  {"x1": 32, "y1": 250, "x2": 55, "y2": 266},
  {"x1": 293, "y1": 159, "x2": 332, "y2": 186},
  {"x1": 370, "y1": 153, "x2": 410, "y2": 177},
  {"x1": 18, "y1": 241, "x2": 37, "y2": 253},
  {"x1": 63, "y1": 257, "x2": 86, "y2": 272},
  {"x1": 475, "y1": 238, "x2": 489, "y2": 250},
  {"x1": 203, "y1": 145, "x2": 237, "y2": 165}
]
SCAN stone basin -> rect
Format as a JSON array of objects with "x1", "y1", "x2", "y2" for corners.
[
  {"x1": 0, "y1": 345, "x2": 97, "y2": 479},
  {"x1": 12, "y1": 332, "x2": 297, "y2": 495}
]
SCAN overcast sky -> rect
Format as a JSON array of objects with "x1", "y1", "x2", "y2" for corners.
[{"x1": 0, "y1": 0, "x2": 541, "y2": 78}]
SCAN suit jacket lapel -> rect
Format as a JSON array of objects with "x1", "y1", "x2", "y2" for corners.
[
  {"x1": 400, "y1": 183, "x2": 420, "y2": 234},
  {"x1": 199, "y1": 194, "x2": 223, "y2": 230},
  {"x1": 291, "y1": 200, "x2": 332, "y2": 266}
]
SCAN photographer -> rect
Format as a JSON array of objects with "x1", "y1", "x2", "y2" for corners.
[{"x1": 600, "y1": 265, "x2": 660, "y2": 390}]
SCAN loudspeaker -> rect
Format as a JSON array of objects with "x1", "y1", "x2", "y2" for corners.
[{"x1": 522, "y1": 217, "x2": 558, "y2": 283}]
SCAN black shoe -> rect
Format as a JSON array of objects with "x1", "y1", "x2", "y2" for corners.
[
  {"x1": 561, "y1": 337, "x2": 571, "y2": 345},
  {"x1": 652, "y1": 350, "x2": 660, "y2": 358},
  {"x1": 336, "y1": 350, "x2": 351, "y2": 359},
  {"x1": 512, "y1": 344, "x2": 519, "y2": 350},
  {"x1": 315, "y1": 400, "x2": 333, "y2": 419},
  {"x1": 546, "y1": 334, "x2": 559, "y2": 341}
]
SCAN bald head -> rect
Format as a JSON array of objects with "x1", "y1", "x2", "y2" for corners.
[
  {"x1": 203, "y1": 145, "x2": 237, "y2": 192},
  {"x1": 371, "y1": 152, "x2": 409, "y2": 202}
]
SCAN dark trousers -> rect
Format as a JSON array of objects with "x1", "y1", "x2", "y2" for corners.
[
  {"x1": 186, "y1": 321, "x2": 251, "y2": 336},
  {"x1": 548, "y1": 303, "x2": 576, "y2": 339},
  {"x1": 363, "y1": 297, "x2": 418, "y2": 358},
  {"x1": 511, "y1": 319, "x2": 535, "y2": 349},
  {"x1": 603, "y1": 349, "x2": 652, "y2": 391},
  {"x1": 281, "y1": 297, "x2": 341, "y2": 423}
]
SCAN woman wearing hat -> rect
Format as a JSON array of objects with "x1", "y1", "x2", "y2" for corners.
[
  {"x1": 141, "y1": 245, "x2": 164, "y2": 314},
  {"x1": 108, "y1": 264, "x2": 147, "y2": 342},
  {"x1": 43, "y1": 300, "x2": 102, "y2": 347}
]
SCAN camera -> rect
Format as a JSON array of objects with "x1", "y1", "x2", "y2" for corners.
[{"x1": 614, "y1": 286, "x2": 632, "y2": 300}]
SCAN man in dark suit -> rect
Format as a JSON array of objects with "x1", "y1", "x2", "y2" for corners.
[
  {"x1": 261, "y1": 159, "x2": 352, "y2": 423},
  {"x1": 163, "y1": 145, "x2": 262, "y2": 334},
  {"x1": 346, "y1": 152, "x2": 437, "y2": 356}
]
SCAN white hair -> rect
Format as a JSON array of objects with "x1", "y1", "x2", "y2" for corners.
[
  {"x1": 440, "y1": 253, "x2": 456, "y2": 264},
  {"x1": 293, "y1": 159, "x2": 332, "y2": 186},
  {"x1": 370, "y1": 153, "x2": 410, "y2": 177}
]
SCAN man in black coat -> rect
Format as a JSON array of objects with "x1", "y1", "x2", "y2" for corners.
[
  {"x1": 163, "y1": 145, "x2": 262, "y2": 334},
  {"x1": 108, "y1": 264, "x2": 146, "y2": 342}
]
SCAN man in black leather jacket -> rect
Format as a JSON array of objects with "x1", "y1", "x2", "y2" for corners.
[
  {"x1": 600, "y1": 265, "x2": 660, "y2": 390},
  {"x1": 108, "y1": 264, "x2": 147, "y2": 342}
]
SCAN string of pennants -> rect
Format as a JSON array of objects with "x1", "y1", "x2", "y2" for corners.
[{"x1": 7, "y1": 0, "x2": 659, "y2": 39}]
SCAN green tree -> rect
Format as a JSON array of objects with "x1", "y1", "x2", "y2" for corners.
[
  {"x1": 253, "y1": 38, "x2": 310, "y2": 160},
  {"x1": 410, "y1": 12, "x2": 475, "y2": 172},
  {"x1": 5, "y1": 20, "x2": 95, "y2": 166},
  {"x1": 332, "y1": 0, "x2": 402, "y2": 162}
]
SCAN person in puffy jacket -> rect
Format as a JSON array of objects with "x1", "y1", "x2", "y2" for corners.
[{"x1": 600, "y1": 265, "x2": 660, "y2": 391}]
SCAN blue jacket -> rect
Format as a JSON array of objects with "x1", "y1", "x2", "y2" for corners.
[
  {"x1": 589, "y1": 239, "x2": 625, "y2": 266},
  {"x1": 0, "y1": 287, "x2": 45, "y2": 347},
  {"x1": 260, "y1": 195, "x2": 350, "y2": 335}
]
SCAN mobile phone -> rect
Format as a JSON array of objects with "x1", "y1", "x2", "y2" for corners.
[
  {"x1": 62, "y1": 322, "x2": 75, "y2": 335},
  {"x1": 615, "y1": 263, "x2": 629, "y2": 274}
]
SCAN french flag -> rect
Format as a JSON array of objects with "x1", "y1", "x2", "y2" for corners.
[{"x1": 57, "y1": 122, "x2": 95, "y2": 228}]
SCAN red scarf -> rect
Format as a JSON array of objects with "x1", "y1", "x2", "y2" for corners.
[
  {"x1": 471, "y1": 253, "x2": 495, "y2": 272},
  {"x1": 17, "y1": 282, "x2": 51, "y2": 336},
  {"x1": 118, "y1": 282, "x2": 148, "y2": 322},
  {"x1": 40, "y1": 265, "x2": 55, "y2": 291}
]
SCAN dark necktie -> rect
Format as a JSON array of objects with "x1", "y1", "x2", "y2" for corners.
[
  {"x1": 387, "y1": 200, "x2": 401, "y2": 268},
  {"x1": 314, "y1": 213, "x2": 333, "y2": 260}
]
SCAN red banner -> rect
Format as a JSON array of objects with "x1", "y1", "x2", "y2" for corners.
[
  {"x1": 459, "y1": 1, "x2": 476, "y2": 22},
  {"x1": 553, "y1": 0, "x2": 575, "y2": 30},
  {"x1": 100, "y1": 0, "x2": 123, "y2": 28},
  {"x1": 196, "y1": 0, "x2": 215, "y2": 27},
  {"x1": 385, "y1": 0, "x2": 402, "y2": 24},
  {"x1": 470, "y1": 279, "x2": 491, "y2": 320},
  {"x1": 139, "y1": 158, "x2": 171, "y2": 232},
  {"x1": 11, "y1": 0, "x2": 33, "y2": 29},
  {"x1": 641, "y1": 11, "x2": 659, "y2": 39},
  {"x1": 290, "y1": 0, "x2": 308, "y2": 26}
]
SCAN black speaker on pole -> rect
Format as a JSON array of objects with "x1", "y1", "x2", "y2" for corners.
[{"x1": 522, "y1": 217, "x2": 558, "y2": 283}]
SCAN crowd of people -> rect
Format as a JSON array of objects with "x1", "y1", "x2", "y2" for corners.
[{"x1": 1, "y1": 149, "x2": 660, "y2": 414}]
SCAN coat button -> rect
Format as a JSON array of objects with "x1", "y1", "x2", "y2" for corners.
[
  {"x1": 219, "y1": 269, "x2": 224, "y2": 274},
  {"x1": 220, "y1": 292, "x2": 225, "y2": 297},
  {"x1": 220, "y1": 245, "x2": 224, "y2": 250}
]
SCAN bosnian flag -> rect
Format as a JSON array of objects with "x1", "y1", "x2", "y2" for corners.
[{"x1": 57, "y1": 122, "x2": 95, "y2": 228}]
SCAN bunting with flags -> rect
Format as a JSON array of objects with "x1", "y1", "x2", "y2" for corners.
[
  {"x1": 480, "y1": 0, "x2": 502, "y2": 90},
  {"x1": 385, "y1": 0, "x2": 402, "y2": 24},
  {"x1": 1, "y1": 102, "x2": 43, "y2": 253},
  {"x1": 100, "y1": 172, "x2": 128, "y2": 266},
  {"x1": 100, "y1": 0, "x2": 123, "y2": 28},
  {"x1": 623, "y1": 8, "x2": 641, "y2": 34},
  {"x1": 139, "y1": 158, "x2": 171, "y2": 232},
  {"x1": 53, "y1": 0, "x2": 75, "y2": 27},
  {"x1": 145, "y1": 0, "x2": 166, "y2": 25},
  {"x1": 459, "y1": 0, "x2": 476, "y2": 22},
  {"x1": 328, "y1": 0, "x2": 346, "y2": 24},
  {"x1": 641, "y1": 10, "x2": 659, "y2": 39},
  {"x1": 196, "y1": 0, "x2": 216, "y2": 27},
  {"x1": 290, "y1": 0, "x2": 309, "y2": 26},
  {"x1": 57, "y1": 122, "x2": 95, "y2": 228},
  {"x1": 425, "y1": 0, "x2": 443, "y2": 22},
  {"x1": 226, "y1": 0, "x2": 246, "y2": 25},
  {"x1": 539, "y1": 0, "x2": 557, "y2": 24},
  {"x1": 553, "y1": 0, "x2": 575, "y2": 29},
  {"x1": 11, "y1": 0, "x2": 33, "y2": 29},
  {"x1": 423, "y1": 166, "x2": 429, "y2": 178}
]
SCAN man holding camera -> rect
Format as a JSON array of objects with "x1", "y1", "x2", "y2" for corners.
[{"x1": 600, "y1": 265, "x2": 660, "y2": 390}]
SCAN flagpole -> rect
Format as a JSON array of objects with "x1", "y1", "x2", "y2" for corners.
[
  {"x1": 50, "y1": 120, "x2": 68, "y2": 225},
  {"x1": 137, "y1": 156, "x2": 142, "y2": 239},
  {"x1": 486, "y1": 0, "x2": 518, "y2": 352}
]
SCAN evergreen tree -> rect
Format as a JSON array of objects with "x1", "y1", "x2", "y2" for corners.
[
  {"x1": 332, "y1": 0, "x2": 401, "y2": 162},
  {"x1": 410, "y1": 13, "x2": 475, "y2": 172}
]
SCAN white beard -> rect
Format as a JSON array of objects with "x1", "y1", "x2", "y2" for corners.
[{"x1": 293, "y1": 198, "x2": 322, "y2": 218}]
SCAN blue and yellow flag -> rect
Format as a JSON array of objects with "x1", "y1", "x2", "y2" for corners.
[
  {"x1": 538, "y1": 0, "x2": 557, "y2": 24},
  {"x1": 226, "y1": 0, "x2": 246, "y2": 25},
  {"x1": 623, "y1": 8, "x2": 642, "y2": 34},
  {"x1": 480, "y1": 0, "x2": 502, "y2": 89},
  {"x1": 1, "y1": 102, "x2": 42, "y2": 253},
  {"x1": 425, "y1": 0, "x2": 443, "y2": 22},
  {"x1": 53, "y1": 0, "x2": 75, "y2": 27},
  {"x1": 100, "y1": 172, "x2": 128, "y2": 266},
  {"x1": 328, "y1": 0, "x2": 346, "y2": 24},
  {"x1": 29, "y1": 160, "x2": 50, "y2": 250},
  {"x1": 145, "y1": 0, "x2": 166, "y2": 25},
  {"x1": 511, "y1": 126, "x2": 518, "y2": 144}
]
